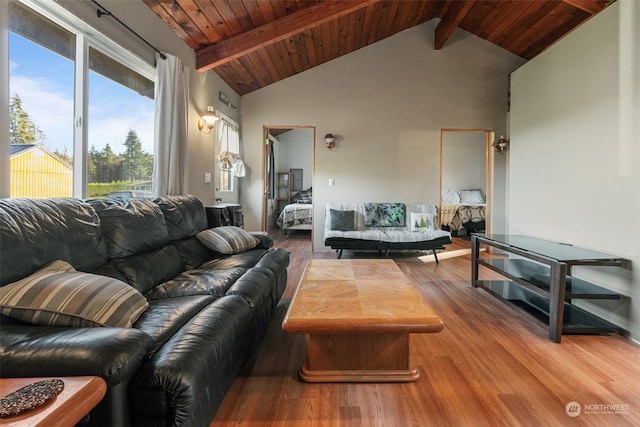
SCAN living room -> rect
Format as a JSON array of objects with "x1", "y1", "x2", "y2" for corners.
[{"x1": 1, "y1": 0, "x2": 639, "y2": 425}]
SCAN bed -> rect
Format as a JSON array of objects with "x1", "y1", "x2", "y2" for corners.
[
  {"x1": 277, "y1": 187, "x2": 313, "y2": 234},
  {"x1": 440, "y1": 189, "x2": 486, "y2": 234}
]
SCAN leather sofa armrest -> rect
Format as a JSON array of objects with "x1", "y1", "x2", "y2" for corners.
[
  {"x1": 252, "y1": 233, "x2": 273, "y2": 249},
  {"x1": 0, "y1": 326, "x2": 153, "y2": 387}
]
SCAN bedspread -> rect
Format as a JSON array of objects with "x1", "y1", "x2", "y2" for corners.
[
  {"x1": 277, "y1": 203, "x2": 313, "y2": 229},
  {"x1": 441, "y1": 203, "x2": 486, "y2": 232}
]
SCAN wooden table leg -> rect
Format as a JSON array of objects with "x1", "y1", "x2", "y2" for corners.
[{"x1": 300, "y1": 333, "x2": 420, "y2": 383}]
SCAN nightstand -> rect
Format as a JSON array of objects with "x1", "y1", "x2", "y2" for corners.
[{"x1": 205, "y1": 204, "x2": 243, "y2": 228}]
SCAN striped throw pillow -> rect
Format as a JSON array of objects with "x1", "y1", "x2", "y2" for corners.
[
  {"x1": 196, "y1": 226, "x2": 259, "y2": 255},
  {"x1": 0, "y1": 260, "x2": 149, "y2": 328}
]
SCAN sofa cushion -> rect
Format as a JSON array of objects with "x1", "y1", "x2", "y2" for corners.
[
  {"x1": 363, "y1": 203, "x2": 406, "y2": 227},
  {"x1": 198, "y1": 249, "x2": 268, "y2": 270},
  {"x1": 0, "y1": 198, "x2": 108, "y2": 286},
  {"x1": 154, "y1": 195, "x2": 208, "y2": 240},
  {"x1": 144, "y1": 267, "x2": 246, "y2": 300},
  {"x1": 196, "y1": 227, "x2": 259, "y2": 255},
  {"x1": 329, "y1": 209, "x2": 355, "y2": 231},
  {"x1": 225, "y1": 267, "x2": 274, "y2": 311},
  {"x1": 133, "y1": 295, "x2": 216, "y2": 357},
  {"x1": 89, "y1": 198, "x2": 170, "y2": 259},
  {"x1": 112, "y1": 245, "x2": 185, "y2": 295},
  {"x1": 0, "y1": 260, "x2": 148, "y2": 328},
  {"x1": 171, "y1": 238, "x2": 212, "y2": 270}
]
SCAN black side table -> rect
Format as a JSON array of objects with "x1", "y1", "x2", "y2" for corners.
[{"x1": 206, "y1": 204, "x2": 243, "y2": 228}]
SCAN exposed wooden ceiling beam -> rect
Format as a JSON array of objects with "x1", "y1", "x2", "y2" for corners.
[
  {"x1": 434, "y1": 0, "x2": 475, "y2": 51},
  {"x1": 196, "y1": 0, "x2": 381, "y2": 72},
  {"x1": 562, "y1": 0, "x2": 608, "y2": 15}
]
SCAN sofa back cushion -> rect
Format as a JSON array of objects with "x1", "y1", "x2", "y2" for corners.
[
  {"x1": 0, "y1": 198, "x2": 108, "y2": 286},
  {"x1": 153, "y1": 194, "x2": 208, "y2": 240},
  {"x1": 112, "y1": 245, "x2": 185, "y2": 294},
  {"x1": 88, "y1": 198, "x2": 170, "y2": 259},
  {"x1": 172, "y1": 238, "x2": 213, "y2": 270}
]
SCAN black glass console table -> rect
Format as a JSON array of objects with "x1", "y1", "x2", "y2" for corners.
[{"x1": 471, "y1": 234, "x2": 624, "y2": 342}]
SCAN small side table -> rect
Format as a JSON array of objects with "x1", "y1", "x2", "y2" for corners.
[
  {"x1": 0, "y1": 376, "x2": 106, "y2": 427},
  {"x1": 205, "y1": 204, "x2": 243, "y2": 228}
]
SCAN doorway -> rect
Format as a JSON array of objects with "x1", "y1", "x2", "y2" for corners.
[
  {"x1": 262, "y1": 126, "x2": 315, "y2": 237},
  {"x1": 440, "y1": 129, "x2": 492, "y2": 237}
]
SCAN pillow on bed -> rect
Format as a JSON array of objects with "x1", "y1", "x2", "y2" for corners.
[
  {"x1": 197, "y1": 226, "x2": 259, "y2": 254},
  {"x1": 329, "y1": 209, "x2": 355, "y2": 231},
  {"x1": 459, "y1": 189, "x2": 485, "y2": 204},
  {"x1": 442, "y1": 189, "x2": 461, "y2": 204},
  {"x1": 0, "y1": 260, "x2": 149, "y2": 328},
  {"x1": 291, "y1": 187, "x2": 312, "y2": 204}
]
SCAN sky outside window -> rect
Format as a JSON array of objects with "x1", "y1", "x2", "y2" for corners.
[{"x1": 9, "y1": 33, "x2": 154, "y2": 158}]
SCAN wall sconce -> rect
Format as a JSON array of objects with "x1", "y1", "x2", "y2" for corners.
[
  {"x1": 325, "y1": 133, "x2": 336, "y2": 150},
  {"x1": 197, "y1": 106, "x2": 219, "y2": 134},
  {"x1": 493, "y1": 135, "x2": 509, "y2": 154}
]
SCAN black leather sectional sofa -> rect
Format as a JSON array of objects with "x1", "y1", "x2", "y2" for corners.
[{"x1": 0, "y1": 195, "x2": 289, "y2": 426}]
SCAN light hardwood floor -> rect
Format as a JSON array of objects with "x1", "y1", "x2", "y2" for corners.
[{"x1": 211, "y1": 231, "x2": 640, "y2": 426}]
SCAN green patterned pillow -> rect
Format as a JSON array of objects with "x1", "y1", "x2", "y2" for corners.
[
  {"x1": 0, "y1": 260, "x2": 149, "y2": 328},
  {"x1": 364, "y1": 203, "x2": 406, "y2": 227},
  {"x1": 196, "y1": 226, "x2": 259, "y2": 254}
]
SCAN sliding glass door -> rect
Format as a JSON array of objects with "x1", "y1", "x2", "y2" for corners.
[{"x1": 6, "y1": 0, "x2": 154, "y2": 198}]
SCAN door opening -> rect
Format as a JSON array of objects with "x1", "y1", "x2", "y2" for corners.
[
  {"x1": 439, "y1": 129, "x2": 492, "y2": 238},
  {"x1": 262, "y1": 126, "x2": 315, "y2": 238}
]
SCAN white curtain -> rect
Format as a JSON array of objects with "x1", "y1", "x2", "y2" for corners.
[
  {"x1": 217, "y1": 119, "x2": 245, "y2": 177},
  {"x1": 152, "y1": 53, "x2": 189, "y2": 196}
]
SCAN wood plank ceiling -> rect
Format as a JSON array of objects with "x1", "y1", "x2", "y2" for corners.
[{"x1": 144, "y1": 0, "x2": 610, "y2": 96}]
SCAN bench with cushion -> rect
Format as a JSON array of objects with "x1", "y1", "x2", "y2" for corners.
[{"x1": 323, "y1": 202, "x2": 452, "y2": 260}]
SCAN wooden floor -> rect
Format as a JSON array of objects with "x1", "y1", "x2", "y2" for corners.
[{"x1": 211, "y1": 231, "x2": 640, "y2": 426}]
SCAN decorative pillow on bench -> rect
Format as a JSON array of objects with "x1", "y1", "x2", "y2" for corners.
[
  {"x1": 329, "y1": 209, "x2": 355, "y2": 231},
  {"x1": 364, "y1": 203, "x2": 406, "y2": 227},
  {"x1": 410, "y1": 212, "x2": 435, "y2": 231}
]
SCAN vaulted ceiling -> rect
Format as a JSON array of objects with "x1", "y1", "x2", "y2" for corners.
[{"x1": 144, "y1": 0, "x2": 610, "y2": 96}]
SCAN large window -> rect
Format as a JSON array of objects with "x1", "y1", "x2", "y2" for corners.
[{"x1": 6, "y1": 0, "x2": 154, "y2": 198}]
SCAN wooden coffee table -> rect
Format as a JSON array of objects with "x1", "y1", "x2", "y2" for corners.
[{"x1": 282, "y1": 259, "x2": 443, "y2": 382}]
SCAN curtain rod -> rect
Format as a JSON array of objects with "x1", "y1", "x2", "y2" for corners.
[
  {"x1": 91, "y1": 0, "x2": 167, "y2": 60},
  {"x1": 220, "y1": 118, "x2": 239, "y2": 133}
]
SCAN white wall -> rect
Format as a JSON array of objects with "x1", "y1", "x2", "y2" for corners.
[
  {"x1": 510, "y1": 0, "x2": 640, "y2": 340},
  {"x1": 442, "y1": 131, "x2": 487, "y2": 194},
  {"x1": 58, "y1": 0, "x2": 241, "y2": 206},
  {"x1": 277, "y1": 128, "x2": 313, "y2": 192},
  {"x1": 241, "y1": 20, "x2": 525, "y2": 249}
]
